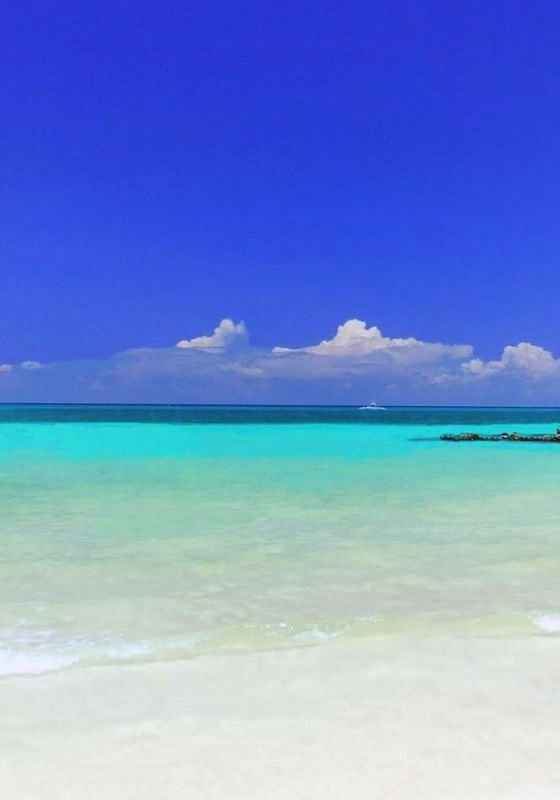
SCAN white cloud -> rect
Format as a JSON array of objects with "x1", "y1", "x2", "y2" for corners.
[
  {"x1": 176, "y1": 319, "x2": 248, "y2": 351},
  {"x1": 3, "y1": 318, "x2": 560, "y2": 404},
  {"x1": 273, "y1": 319, "x2": 472, "y2": 364},
  {"x1": 463, "y1": 342, "x2": 560, "y2": 380},
  {"x1": 73, "y1": 320, "x2": 560, "y2": 398},
  {"x1": 20, "y1": 360, "x2": 44, "y2": 370}
]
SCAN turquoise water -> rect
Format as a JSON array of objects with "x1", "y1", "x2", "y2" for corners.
[{"x1": 2, "y1": 405, "x2": 560, "y2": 675}]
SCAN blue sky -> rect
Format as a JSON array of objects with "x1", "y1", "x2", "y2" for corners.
[{"x1": 2, "y1": 1, "x2": 560, "y2": 403}]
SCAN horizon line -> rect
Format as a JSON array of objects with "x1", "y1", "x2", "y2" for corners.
[{"x1": 1, "y1": 402, "x2": 560, "y2": 410}]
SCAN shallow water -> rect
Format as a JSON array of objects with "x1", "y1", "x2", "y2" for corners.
[{"x1": 1, "y1": 405, "x2": 560, "y2": 675}]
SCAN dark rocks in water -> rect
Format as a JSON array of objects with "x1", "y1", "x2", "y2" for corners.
[
  {"x1": 441, "y1": 429, "x2": 560, "y2": 443},
  {"x1": 441, "y1": 432, "x2": 482, "y2": 441}
]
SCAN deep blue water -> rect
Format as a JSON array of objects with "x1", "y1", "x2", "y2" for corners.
[{"x1": 1, "y1": 404, "x2": 560, "y2": 426}]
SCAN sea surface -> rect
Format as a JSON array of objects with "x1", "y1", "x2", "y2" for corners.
[{"x1": 2, "y1": 404, "x2": 560, "y2": 677}]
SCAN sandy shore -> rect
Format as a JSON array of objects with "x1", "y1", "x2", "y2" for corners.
[{"x1": 1, "y1": 636, "x2": 559, "y2": 799}]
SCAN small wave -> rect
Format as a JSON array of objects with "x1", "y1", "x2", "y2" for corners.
[
  {"x1": 531, "y1": 613, "x2": 560, "y2": 634},
  {"x1": 5, "y1": 611, "x2": 554, "y2": 677},
  {"x1": 0, "y1": 648, "x2": 79, "y2": 677},
  {"x1": 0, "y1": 634, "x2": 207, "y2": 678},
  {"x1": 0, "y1": 618, "x2": 384, "y2": 677}
]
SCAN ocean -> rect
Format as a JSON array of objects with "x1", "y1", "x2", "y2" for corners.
[{"x1": 2, "y1": 404, "x2": 560, "y2": 677}]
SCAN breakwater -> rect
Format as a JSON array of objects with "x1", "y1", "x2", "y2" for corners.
[{"x1": 441, "y1": 430, "x2": 560, "y2": 442}]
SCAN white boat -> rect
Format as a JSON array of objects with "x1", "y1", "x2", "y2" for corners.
[{"x1": 359, "y1": 401, "x2": 386, "y2": 410}]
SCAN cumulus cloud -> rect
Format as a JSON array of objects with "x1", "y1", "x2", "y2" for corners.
[
  {"x1": 273, "y1": 319, "x2": 472, "y2": 364},
  {"x1": 272, "y1": 319, "x2": 410, "y2": 356},
  {"x1": 462, "y1": 342, "x2": 560, "y2": 380},
  {"x1": 2, "y1": 318, "x2": 560, "y2": 404},
  {"x1": 272, "y1": 319, "x2": 473, "y2": 371},
  {"x1": 176, "y1": 319, "x2": 248, "y2": 351}
]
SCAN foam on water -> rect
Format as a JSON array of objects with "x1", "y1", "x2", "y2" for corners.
[
  {"x1": 0, "y1": 650, "x2": 74, "y2": 677},
  {"x1": 3, "y1": 612, "x2": 560, "y2": 677},
  {"x1": 531, "y1": 614, "x2": 560, "y2": 633}
]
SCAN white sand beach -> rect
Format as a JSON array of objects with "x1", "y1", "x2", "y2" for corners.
[{"x1": 2, "y1": 636, "x2": 559, "y2": 800}]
